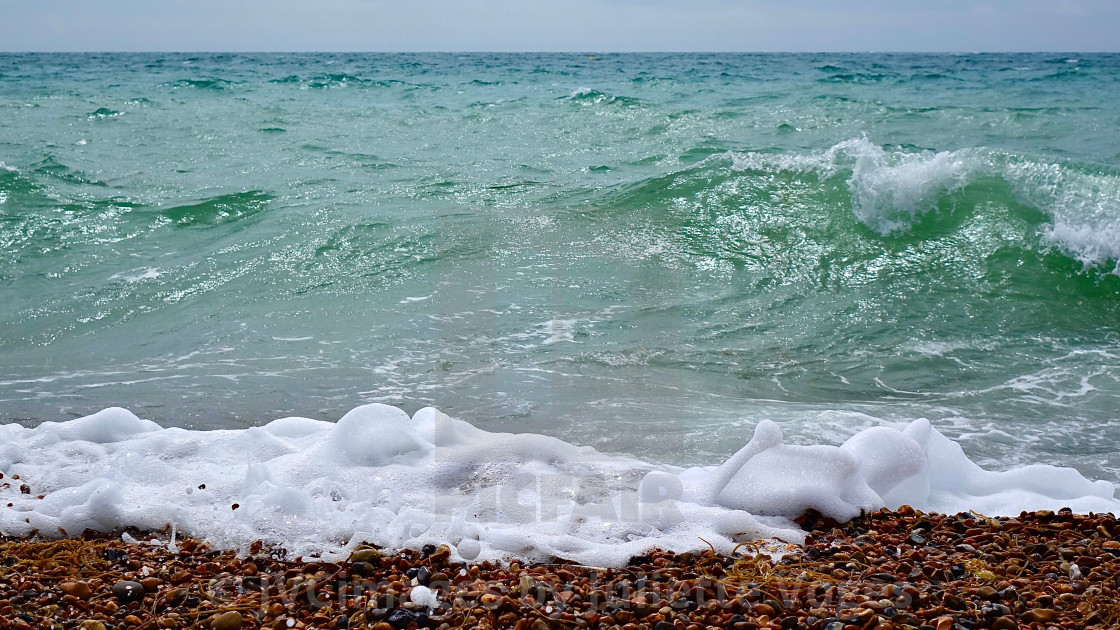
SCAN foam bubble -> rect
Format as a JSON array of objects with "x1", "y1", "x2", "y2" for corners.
[{"x1": 0, "y1": 404, "x2": 1115, "y2": 565}]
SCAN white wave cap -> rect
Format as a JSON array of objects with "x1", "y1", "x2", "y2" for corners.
[
  {"x1": 0, "y1": 404, "x2": 1115, "y2": 566},
  {"x1": 730, "y1": 137, "x2": 1120, "y2": 269}
]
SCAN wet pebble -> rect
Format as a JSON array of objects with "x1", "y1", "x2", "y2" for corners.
[{"x1": 112, "y1": 580, "x2": 145, "y2": 604}]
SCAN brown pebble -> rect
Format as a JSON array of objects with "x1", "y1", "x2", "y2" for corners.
[
  {"x1": 1020, "y1": 608, "x2": 1057, "y2": 623},
  {"x1": 210, "y1": 610, "x2": 243, "y2": 630},
  {"x1": 934, "y1": 616, "x2": 953, "y2": 630},
  {"x1": 991, "y1": 617, "x2": 1018, "y2": 630},
  {"x1": 61, "y1": 581, "x2": 93, "y2": 599},
  {"x1": 79, "y1": 622, "x2": 106, "y2": 630},
  {"x1": 166, "y1": 587, "x2": 188, "y2": 606},
  {"x1": 124, "y1": 616, "x2": 143, "y2": 626},
  {"x1": 140, "y1": 576, "x2": 162, "y2": 592}
]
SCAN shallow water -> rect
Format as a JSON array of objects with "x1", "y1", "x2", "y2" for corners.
[{"x1": 1, "y1": 53, "x2": 1119, "y2": 481}]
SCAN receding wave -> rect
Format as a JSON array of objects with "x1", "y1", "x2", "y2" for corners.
[
  {"x1": 165, "y1": 78, "x2": 236, "y2": 90},
  {"x1": 157, "y1": 191, "x2": 272, "y2": 227},
  {"x1": 29, "y1": 156, "x2": 107, "y2": 187},
  {"x1": 86, "y1": 107, "x2": 123, "y2": 119},
  {"x1": 560, "y1": 87, "x2": 643, "y2": 106}
]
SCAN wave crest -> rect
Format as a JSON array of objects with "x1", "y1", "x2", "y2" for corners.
[{"x1": 732, "y1": 138, "x2": 1120, "y2": 271}]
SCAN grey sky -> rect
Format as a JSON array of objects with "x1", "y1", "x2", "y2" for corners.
[{"x1": 3, "y1": 0, "x2": 1118, "y2": 52}]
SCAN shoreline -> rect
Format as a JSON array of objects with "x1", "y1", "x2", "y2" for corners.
[{"x1": 2, "y1": 508, "x2": 1118, "y2": 630}]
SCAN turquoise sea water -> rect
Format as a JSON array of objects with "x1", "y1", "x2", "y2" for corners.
[{"x1": 1, "y1": 53, "x2": 1118, "y2": 479}]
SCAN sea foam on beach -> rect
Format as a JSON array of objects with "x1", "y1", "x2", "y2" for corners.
[{"x1": 1, "y1": 404, "x2": 1115, "y2": 567}]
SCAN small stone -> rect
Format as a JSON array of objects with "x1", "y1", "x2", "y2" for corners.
[
  {"x1": 909, "y1": 532, "x2": 926, "y2": 545},
  {"x1": 868, "y1": 572, "x2": 897, "y2": 582},
  {"x1": 79, "y1": 622, "x2": 106, "y2": 630},
  {"x1": 351, "y1": 561, "x2": 376, "y2": 576},
  {"x1": 977, "y1": 586, "x2": 999, "y2": 601},
  {"x1": 166, "y1": 588, "x2": 188, "y2": 606},
  {"x1": 385, "y1": 608, "x2": 428, "y2": 629},
  {"x1": 934, "y1": 616, "x2": 953, "y2": 630},
  {"x1": 61, "y1": 581, "x2": 93, "y2": 599},
  {"x1": 351, "y1": 548, "x2": 382, "y2": 563},
  {"x1": 944, "y1": 595, "x2": 966, "y2": 610},
  {"x1": 991, "y1": 617, "x2": 1018, "y2": 630},
  {"x1": 210, "y1": 611, "x2": 243, "y2": 630},
  {"x1": 1020, "y1": 608, "x2": 1057, "y2": 624},
  {"x1": 140, "y1": 577, "x2": 163, "y2": 592},
  {"x1": 113, "y1": 580, "x2": 145, "y2": 604},
  {"x1": 654, "y1": 622, "x2": 675, "y2": 630}
]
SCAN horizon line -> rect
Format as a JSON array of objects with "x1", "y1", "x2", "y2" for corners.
[{"x1": 1, "y1": 50, "x2": 1116, "y2": 55}]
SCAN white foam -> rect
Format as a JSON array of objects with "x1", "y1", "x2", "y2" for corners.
[
  {"x1": 0, "y1": 404, "x2": 1115, "y2": 566},
  {"x1": 109, "y1": 267, "x2": 162, "y2": 283}
]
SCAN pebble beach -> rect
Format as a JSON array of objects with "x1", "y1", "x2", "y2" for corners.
[{"x1": 3, "y1": 507, "x2": 1118, "y2": 630}]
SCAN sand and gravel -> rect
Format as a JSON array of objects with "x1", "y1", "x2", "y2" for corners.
[{"x1": 2, "y1": 507, "x2": 1119, "y2": 630}]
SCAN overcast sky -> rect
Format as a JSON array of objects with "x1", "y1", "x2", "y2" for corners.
[{"x1": 3, "y1": 0, "x2": 1118, "y2": 52}]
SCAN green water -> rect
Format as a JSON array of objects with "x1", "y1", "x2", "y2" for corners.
[{"x1": 1, "y1": 53, "x2": 1119, "y2": 478}]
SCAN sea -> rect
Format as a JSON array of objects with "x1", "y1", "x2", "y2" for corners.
[{"x1": 2, "y1": 52, "x2": 1119, "y2": 487}]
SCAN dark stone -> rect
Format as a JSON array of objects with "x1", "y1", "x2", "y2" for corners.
[
  {"x1": 103, "y1": 548, "x2": 127, "y2": 562},
  {"x1": 909, "y1": 532, "x2": 927, "y2": 545},
  {"x1": 950, "y1": 565, "x2": 966, "y2": 580},
  {"x1": 780, "y1": 617, "x2": 801, "y2": 630},
  {"x1": 351, "y1": 561, "x2": 375, "y2": 576},
  {"x1": 945, "y1": 594, "x2": 966, "y2": 610},
  {"x1": 405, "y1": 567, "x2": 420, "y2": 580},
  {"x1": 420, "y1": 544, "x2": 437, "y2": 558},
  {"x1": 416, "y1": 567, "x2": 433, "y2": 586},
  {"x1": 627, "y1": 554, "x2": 652, "y2": 566},
  {"x1": 654, "y1": 622, "x2": 675, "y2": 630},
  {"x1": 184, "y1": 595, "x2": 200, "y2": 608},
  {"x1": 868, "y1": 572, "x2": 897, "y2": 582},
  {"x1": 385, "y1": 608, "x2": 430, "y2": 629},
  {"x1": 241, "y1": 576, "x2": 262, "y2": 591},
  {"x1": 112, "y1": 580, "x2": 145, "y2": 604},
  {"x1": 335, "y1": 615, "x2": 349, "y2": 629}
]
